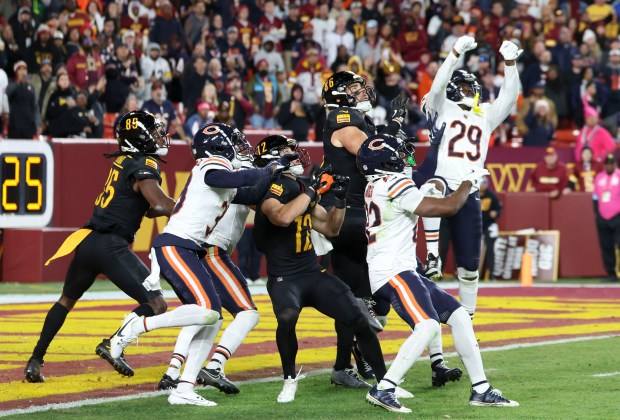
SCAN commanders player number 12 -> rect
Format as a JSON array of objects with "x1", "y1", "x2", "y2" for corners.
[
  {"x1": 294, "y1": 214, "x2": 312, "y2": 253},
  {"x1": 2, "y1": 155, "x2": 44, "y2": 211}
]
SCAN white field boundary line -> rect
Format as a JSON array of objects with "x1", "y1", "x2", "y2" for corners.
[
  {"x1": 592, "y1": 372, "x2": 620, "y2": 377},
  {"x1": 0, "y1": 334, "x2": 618, "y2": 418},
  {"x1": 2, "y1": 282, "x2": 619, "y2": 304}
]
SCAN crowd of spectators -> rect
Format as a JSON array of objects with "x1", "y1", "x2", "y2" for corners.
[{"x1": 0, "y1": 0, "x2": 619, "y2": 153}]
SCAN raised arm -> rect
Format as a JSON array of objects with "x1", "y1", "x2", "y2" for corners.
[{"x1": 487, "y1": 41, "x2": 523, "y2": 129}]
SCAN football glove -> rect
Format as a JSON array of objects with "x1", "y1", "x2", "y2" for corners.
[
  {"x1": 270, "y1": 153, "x2": 299, "y2": 173},
  {"x1": 453, "y1": 36, "x2": 477, "y2": 55},
  {"x1": 427, "y1": 110, "x2": 446, "y2": 146},
  {"x1": 331, "y1": 175, "x2": 350, "y2": 200},
  {"x1": 499, "y1": 40, "x2": 523, "y2": 61},
  {"x1": 310, "y1": 165, "x2": 334, "y2": 195},
  {"x1": 389, "y1": 94, "x2": 409, "y2": 121},
  {"x1": 461, "y1": 167, "x2": 490, "y2": 188}
]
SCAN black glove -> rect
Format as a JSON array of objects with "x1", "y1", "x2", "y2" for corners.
[
  {"x1": 426, "y1": 110, "x2": 446, "y2": 146},
  {"x1": 309, "y1": 165, "x2": 334, "y2": 196},
  {"x1": 269, "y1": 153, "x2": 299, "y2": 173},
  {"x1": 330, "y1": 175, "x2": 349, "y2": 209},
  {"x1": 390, "y1": 94, "x2": 409, "y2": 121}
]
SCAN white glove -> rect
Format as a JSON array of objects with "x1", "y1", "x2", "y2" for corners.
[
  {"x1": 499, "y1": 40, "x2": 523, "y2": 61},
  {"x1": 453, "y1": 36, "x2": 477, "y2": 55},
  {"x1": 461, "y1": 167, "x2": 490, "y2": 189}
]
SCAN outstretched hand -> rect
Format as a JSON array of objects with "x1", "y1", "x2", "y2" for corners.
[{"x1": 499, "y1": 40, "x2": 523, "y2": 61}]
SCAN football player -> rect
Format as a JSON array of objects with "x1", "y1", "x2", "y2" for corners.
[
  {"x1": 252, "y1": 135, "x2": 408, "y2": 404},
  {"x1": 321, "y1": 71, "x2": 446, "y2": 384},
  {"x1": 24, "y1": 111, "x2": 176, "y2": 383},
  {"x1": 157, "y1": 157, "x2": 273, "y2": 395},
  {"x1": 420, "y1": 37, "x2": 522, "y2": 318},
  {"x1": 358, "y1": 134, "x2": 519, "y2": 413},
  {"x1": 105, "y1": 124, "x2": 296, "y2": 407}
]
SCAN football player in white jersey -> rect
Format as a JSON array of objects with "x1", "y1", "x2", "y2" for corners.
[
  {"x1": 357, "y1": 134, "x2": 519, "y2": 413},
  {"x1": 106, "y1": 123, "x2": 297, "y2": 407},
  {"x1": 421, "y1": 36, "x2": 522, "y2": 318}
]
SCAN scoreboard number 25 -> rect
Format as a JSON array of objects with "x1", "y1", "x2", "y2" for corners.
[{"x1": 0, "y1": 141, "x2": 54, "y2": 228}]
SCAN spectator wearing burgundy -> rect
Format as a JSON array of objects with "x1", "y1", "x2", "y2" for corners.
[
  {"x1": 398, "y1": 9, "x2": 429, "y2": 71},
  {"x1": 121, "y1": 1, "x2": 150, "y2": 37},
  {"x1": 259, "y1": 0, "x2": 285, "y2": 46},
  {"x1": 234, "y1": 5, "x2": 256, "y2": 52},
  {"x1": 291, "y1": 22, "x2": 323, "y2": 69},
  {"x1": 59, "y1": 0, "x2": 90, "y2": 33},
  {"x1": 569, "y1": 146, "x2": 603, "y2": 192},
  {"x1": 593, "y1": 153, "x2": 620, "y2": 283},
  {"x1": 245, "y1": 58, "x2": 281, "y2": 128},
  {"x1": 528, "y1": 147, "x2": 570, "y2": 199},
  {"x1": 66, "y1": 37, "x2": 104, "y2": 91}
]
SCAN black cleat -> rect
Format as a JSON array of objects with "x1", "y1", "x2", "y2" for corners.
[
  {"x1": 330, "y1": 368, "x2": 371, "y2": 388},
  {"x1": 352, "y1": 343, "x2": 375, "y2": 380},
  {"x1": 469, "y1": 386, "x2": 520, "y2": 407},
  {"x1": 158, "y1": 374, "x2": 179, "y2": 390},
  {"x1": 24, "y1": 358, "x2": 45, "y2": 383},
  {"x1": 197, "y1": 368, "x2": 240, "y2": 394},
  {"x1": 432, "y1": 362, "x2": 462, "y2": 387},
  {"x1": 96, "y1": 338, "x2": 135, "y2": 377}
]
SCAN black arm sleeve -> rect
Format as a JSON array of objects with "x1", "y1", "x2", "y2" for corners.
[
  {"x1": 232, "y1": 174, "x2": 275, "y2": 205},
  {"x1": 204, "y1": 166, "x2": 272, "y2": 188}
]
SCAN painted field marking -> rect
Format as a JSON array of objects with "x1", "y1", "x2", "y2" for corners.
[
  {"x1": 592, "y1": 371, "x2": 620, "y2": 377},
  {"x1": 1, "y1": 334, "x2": 618, "y2": 418}
]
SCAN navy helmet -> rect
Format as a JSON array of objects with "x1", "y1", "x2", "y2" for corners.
[
  {"x1": 357, "y1": 134, "x2": 415, "y2": 177},
  {"x1": 446, "y1": 69, "x2": 481, "y2": 105},
  {"x1": 191, "y1": 123, "x2": 252, "y2": 168}
]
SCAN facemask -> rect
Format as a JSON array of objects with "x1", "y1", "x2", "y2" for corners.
[
  {"x1": 458, "y1": 96, "x2": 475, "y2": 108},
  {"x1": 156, "y1": 147, "x2": 169, "y2": 157},
  {"x1": 286, "y1": 164, "x2": 304, "y2": 176},
  {"x1": 355, "y1": 100, "x2": 372, "y2": 113}
]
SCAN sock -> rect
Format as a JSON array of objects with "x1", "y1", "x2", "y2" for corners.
[
  {"x1": 144, "y1": 304, "x2": 218, "y2": 332},
  {"x1": 447, "y1": 307, "x2": 488, "y2": 389},
  {"x1": 457, "y1": 268, "x2": 479, "y2": 316},
  {"x1": 166, "y1": 325, "x2": 199, "y2": 379},
  {"x1": 132, "y1": 303, "x2": 155, "y2": 318},
  {"x1": 428, "y1": 331, "x2": 444, "y2": 367},
  {"x1": 423, "y1": 218, "x2": 441, "y2": 258},
  {"x1": 32, "y1": 302, "x2": 70, "y2": 360},
  {"x1": 333, "y1": 319, "x2": 355, "y2": 371},
  {"x1": 179, "y1": 320, "x2": 222, "y2": 384},
  {"x1": 382, "y1": 319, "x2": 440, "y2": 387},
  {"x1": 206, "y1": 310, "x2": 259, "y2": 372},
  {"x1": 377, "y1": 378, "x2": 399, "y2": 391}
]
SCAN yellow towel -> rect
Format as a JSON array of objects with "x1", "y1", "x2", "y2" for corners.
[{"x1": 45, "y1": 229, "x2": 93, "y2": 266}]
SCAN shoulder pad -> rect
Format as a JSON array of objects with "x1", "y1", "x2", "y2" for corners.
[{"x1": 131, "y1": 155, "x2": 162, "y2": 181}]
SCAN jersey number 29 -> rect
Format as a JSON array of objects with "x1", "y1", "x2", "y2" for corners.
[{"x1": 447, "y1": 120, "x2": 482, "y2": 162}]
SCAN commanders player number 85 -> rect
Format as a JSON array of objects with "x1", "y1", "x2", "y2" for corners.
[
  {"x1": 95, "y1": 168, "x2": 119, "y2": 208},
  {"x1": 125, "y1": 117, "x2": 139, "y2": 130}
]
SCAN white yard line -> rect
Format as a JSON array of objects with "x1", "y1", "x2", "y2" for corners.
[
  {"x1": 592, "y1": 371, "x2": 620, "y2": 377},
  {"x1": 0, "y1": 334, "x2": 617, "y2": 417}
]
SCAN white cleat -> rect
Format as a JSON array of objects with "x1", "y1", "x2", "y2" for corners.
[
  {"x1": 277, "y1": 371, "x2": 306, "y2": 403},
  {"x1": 110, "y1": 313, "x2": 142, "y2": 359},
  {"x1": 168, "y1": 389, "x2": 217, "y2": 407}
]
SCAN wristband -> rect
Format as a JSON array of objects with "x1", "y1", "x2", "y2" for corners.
[{"x1": 303, "y1": 188, "x2": 317, "y2": 201}]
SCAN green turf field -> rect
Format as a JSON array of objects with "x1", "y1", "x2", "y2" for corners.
[{"x1": 6, "y1": 336, "x2": 618, "y2": 419}]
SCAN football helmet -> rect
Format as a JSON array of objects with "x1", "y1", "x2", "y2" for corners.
[
  {"x1": 322, "y1": 71, "x2": 376, "y2": 112},
  {"x1": 356, "y1": 134, "x2": 415, "y2": 177},
  {"x1": 446, "y1": 70, "x2": 481, "y2": 108},
  {"x1": 191, "y1": 123, "x2": 253, "y2": 169},
  {"x1": 254, "y1": 134, "x2": 310, "y2": 176},
  {"x1": 116, "y1": 111, "x2": 169, "y2": 156}
]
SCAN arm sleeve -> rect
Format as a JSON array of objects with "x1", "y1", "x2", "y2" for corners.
[
  {"x1": 204, "y1": 166, "x2": 272, "y2": 188},
  {"x1": 425, "y1": 52, "x2": 460, "y2": 114},
  {"x1": 486, "y1": 64, "x2": 520, "y2": 129},
  {"x1": 232, "y1": 174, "x2": 275, "y2": 205}
]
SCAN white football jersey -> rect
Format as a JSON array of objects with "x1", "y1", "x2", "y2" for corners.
[
  {"x1": 425, "y1": 53, "x2": 519, "y2": 191},
  {"x1": 164, "y1": 157, "x2": 237, "y2": 247},
  {"x1": 365, "y1": 173, "x2": 425, "y2": 292},
  {"x1": 206, "y1": 204, "x2": 250, "y2": 254}
]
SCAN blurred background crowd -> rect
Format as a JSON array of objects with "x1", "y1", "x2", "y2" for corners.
[{"x1": 0, "y1": 0, "x2": 620, "y2": 156}]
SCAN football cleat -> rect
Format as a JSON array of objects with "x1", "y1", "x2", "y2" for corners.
[
  {"x1": 432, "y1": 362, "x2": 463, "y2": 387},
  {"x1": 168, "y1": 388, "x2": 217, "y2": 406},
  {"x1": 24, "y1": 358, "x2": 45, "y2": 383},
  {"x1": 469, "y1": 386, "x2": 520, "y2": 407},
  {"x1": 366, "y1": 385, "x2": 412, "y2": 414},
  {"x1": 158, "y1": 374, "x2": 179, "y2": 390},
  {"x1": 331, "y1": 368, "x2": 371, "y2": 388},
  {"x1": 277, "y1": 371, "x2": 306, "y2": 403},
  {"x1": 110, "y1": 313, "x2": 142, "y2": 359},
  {"x1": 352, "y1": 342, "x2": 375, "y2": 380},
  {"x1": 197, "y1": 368, "x2": 240, "y2": 394},
  {"x1": 96, "y1": 338, "x2": 135, "y2": 377},
  {"x1": 424, "y1": 254, "x2": 443, "y2": 281}
]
